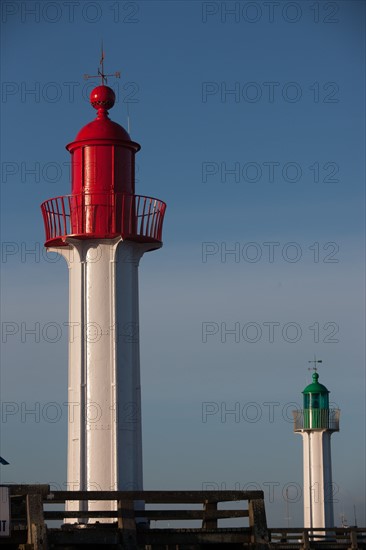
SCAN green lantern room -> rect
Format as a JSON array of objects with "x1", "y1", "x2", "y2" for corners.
[
  {"x1": 293, "y1": 372, "x2": 340, "y2": 433},
  {"x1": 304, "y1": 372, "x2": 330, "y2": 409},
  {"x1": 303, "y1": 372, "x2": 330, "y2": 429}
]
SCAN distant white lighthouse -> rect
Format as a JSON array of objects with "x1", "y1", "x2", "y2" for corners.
[{"x1": 293, "y1": 371, "x2": 340, "y2": 531}]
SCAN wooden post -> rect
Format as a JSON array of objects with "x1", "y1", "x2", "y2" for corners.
[
  {"x1": 202, "y1": 500, "x2": 218, "y2": 530},
  {"x1": 248, "y1": 498, "x2": 269, "y2": 546},
  {"x1": 349, "y1": 529, "x2": 358, "y2": 550},
  {"x1": 301, "y1": 530, "x2": 310, "y2": 550},
  {"x1": 26, "y1": 493, "x2": 48, "y2": 550},
  {"x1": 117, "y1": 499, "x2": 137, "y2": 549}
]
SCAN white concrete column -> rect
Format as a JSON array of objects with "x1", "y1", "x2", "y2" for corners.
[
  {"x1": 55, "y1": 237, "x2": 159, "y2": 523},
  {"x1": 302, "y1": 430, "x2": 334, "y2": 533},
  {"x1": 322, "y1": 432, "x2": 334, "y2": 528},
  {"x1": 52, "y1": 242, "x2": 88, "y2": 519},
  {"x1": 309, "y1": 431, "x2": 325, "y2": 529},
  {"x1": 302, "y1": 432, "x2": 311, "y2": 528}
]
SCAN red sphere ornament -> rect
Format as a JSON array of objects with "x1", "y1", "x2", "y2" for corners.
[{"x1": 90, "y1": 86, "x2": 115, "y2": 110}]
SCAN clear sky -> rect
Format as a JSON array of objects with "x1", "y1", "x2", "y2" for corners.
[{"x1": 0, "y1": 0, "x2": 365, "y2": 528}]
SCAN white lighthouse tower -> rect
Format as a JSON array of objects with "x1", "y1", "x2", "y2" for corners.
[
  {"x1": 41, "y1": 67, "x2": 166, "y2": 520},
  {"x1": 293, "y1": 369, "x2": 340, "y2": 532}
]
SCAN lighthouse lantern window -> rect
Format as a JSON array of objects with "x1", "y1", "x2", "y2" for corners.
[{"x1": 303, "y1": 372, "x2": 329, "y2": 410}]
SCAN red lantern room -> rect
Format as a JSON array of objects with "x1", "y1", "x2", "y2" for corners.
[
  {"x1": 41, "y1": 83, "x2": 166, "y2": 248},
  {"x1": 68, "y1": 85, "x2": 139, "y2": 198}
]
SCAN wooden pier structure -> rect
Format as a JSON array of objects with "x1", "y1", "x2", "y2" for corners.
[{"x1": 0, "y1": 485, "x2": 365, "y2": 549}]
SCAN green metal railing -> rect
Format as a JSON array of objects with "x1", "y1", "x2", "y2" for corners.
[{"x1": 293, "y1": 409, "x2": 340, "y2": 431}]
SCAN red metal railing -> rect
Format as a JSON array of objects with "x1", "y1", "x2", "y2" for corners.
[{"x1": 41, "y1": 193, "x2": 166, "y2": 246}]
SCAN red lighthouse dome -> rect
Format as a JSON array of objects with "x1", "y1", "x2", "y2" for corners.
[
  {"x1": 41, "y1": 82, "x2": 165, "y2": 248},
  {"x1": 71, "y1": 86, "x2": 135, "y2": 144},
  {"x1": 66, "y1": 84, "x2": 140, "y2": 199}
]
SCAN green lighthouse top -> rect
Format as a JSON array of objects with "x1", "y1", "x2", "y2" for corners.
[
  {"x1": 302, "y1": 372, "x2": 329, "y2": 410},
  {"x1": 303, "y1": 372, "x2": 329, "y2": 395},
  {"x1": 293, "y1": 366, "x2": 340, "y2": 432}
]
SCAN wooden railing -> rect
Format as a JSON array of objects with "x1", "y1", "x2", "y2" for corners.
[
  {"x1": 268, "y1": 527, "x2": 366, "y2": 548},
  {"x1": 2, "y1": 485, "x2": 365, "y2": 549},
  {"x1": 2, "y1": 485, "x2": 268, "y2": 549}
]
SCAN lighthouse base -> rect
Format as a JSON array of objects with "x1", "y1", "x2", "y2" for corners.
[
  {"x1": 301, "y1": 430, "x2": 335, "y2": 533},
  {"x1": 53, "y1": 237, "x2": 160, "y2": 523}
]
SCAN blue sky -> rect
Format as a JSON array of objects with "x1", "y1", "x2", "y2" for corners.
[{"x1": 0, "y1": 0, "x2": 365, "y2": 527}]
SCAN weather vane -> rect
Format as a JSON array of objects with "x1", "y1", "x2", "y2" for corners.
[
  {"x1": 308, "y1": 355, "x2": 322, "y2": 373},
  {"x1": 83, "y1": 42, "x2": 120, "y2": 85}
]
